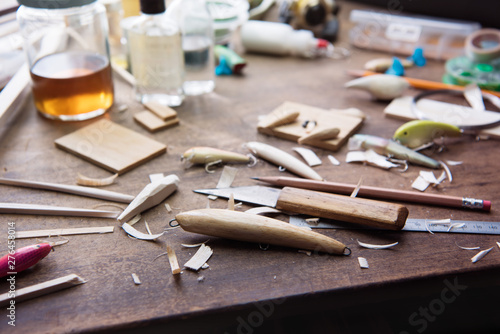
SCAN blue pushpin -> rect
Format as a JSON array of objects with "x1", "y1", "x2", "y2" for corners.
[
  {"x1": 409, "y1": 47, "x2": 426, "y2": 66},
  {"x1": 215, "y1": 56, "x2": 232, "y2": 76},
  {"x1": 385, "y1": 57, "x2": 405, "y2": 76}
]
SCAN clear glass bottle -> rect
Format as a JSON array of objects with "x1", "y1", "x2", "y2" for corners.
[
  {"x1": 179, "y1": 0, "x2": 215, "y2": 95},
  {"x1": 127, "y1": 0, "x2": 184, "y2": 107},
  {"x1": 16, "y1": 0, "x2": 114, "y2": 121}
]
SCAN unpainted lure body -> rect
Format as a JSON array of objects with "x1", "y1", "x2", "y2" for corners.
[
  {"x1": 345, "y1": 74, "x2": 409, "y2": 100},
  {"x1": 0, "y1": 243, "x2": 52, "y2": 278},
  {"x1": 181, "y1": 147, "x2": 251, "y2": 171},
  {"x1": 175, "y1": 208, "x2": 348, "y2": 255},
  {"x1": 245, "y1": 141, "x2": 323, "y2": 180},
  {"x1": 393, "y1": 120, "x2": 462, "y2": 148},
  {"x1": 349, "y1": 134, "x2": 441, "y2": 169}
]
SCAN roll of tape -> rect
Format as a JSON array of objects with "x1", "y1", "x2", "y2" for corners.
[{"x1": 465, "y1": 28, "x2": 500, "y2": 63}]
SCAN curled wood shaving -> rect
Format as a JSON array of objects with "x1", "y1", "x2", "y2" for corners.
[
  {"x1": 346, "y1": 150, "x2": 400, "y2": 169},
  {"x1": 445, "y1": 160, "x2": 463, "y2": 166},
  {"x1": 128, "y1": 214, "x2": 142, "y2": 226},
  {"x1": 350, "y1": 178, "x2": 362, "y2": 198},
  {"x1": 184, "y1": 244, "x2": 213, "y2": 271},
  {"x1": 181, "y1": 240, "x2": 210, "y2": 248},
  {"x1": 358, "y1": 257, "x2": 369, "y2": 269},
  {"x1": 455, "y1": 242, "x2": 480, "y2": 250},
  {"x1": 121, "y1": 223, "x2": 164, "y2": 240},
  {"x1": 292, "y1": 147, "x2": 322, "y2": 167},
  {"x1": 440, "y1": 161, "x2": 453, "y2": 182},
  {"x1": 167, "y1": 246, "x2": 181, "y2": 275},
  {"x1": 471, "y1": 247, "x2": 493, "y2": 263},
  {"x1": 357, "y1": 240, "x2": 399, "y2": 249},
  {"x1": 131, "y1": 273, "x2": 141, "y2": 285},
  {"x1": 144, "y1": 220, "x2": 152, "y2": 235},
  {"x1": 298, "y1": 250, "x2": 312, "y2": 256},
  {"x1": 76, "y1": 173, "x2": 118, "y2": 187}
]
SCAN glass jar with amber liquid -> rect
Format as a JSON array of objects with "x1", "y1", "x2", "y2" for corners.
[{"x1": 17, "y1": 0, "x2": 114, "y2": 121}]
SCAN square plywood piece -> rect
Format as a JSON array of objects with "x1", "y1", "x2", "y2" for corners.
[
  {"x1": 55, "y1": 119, "x2": 167, "y2": 174},
  {"x1": 258, "y1": 101, "x2": 364, "y2": 151}
]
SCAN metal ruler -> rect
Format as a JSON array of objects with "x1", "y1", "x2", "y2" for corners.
[{"x1": 289, "y1": 216, "x2": 500, "y2": 235}]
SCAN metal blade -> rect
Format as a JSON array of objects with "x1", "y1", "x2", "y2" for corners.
[
  {"x1": 194, "y1": 186, "x2": 281, "y2": 207},
  {"x1": 289, "y1": 216, "x2": 500, "y2": 235}
]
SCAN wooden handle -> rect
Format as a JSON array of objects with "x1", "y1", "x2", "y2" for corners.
[
  {"x1": 276, "y1": 187, "x2": 408, "y2": 230},
  {"x1": 175, "y1": 209, "x2": 348, "y2": 255}
]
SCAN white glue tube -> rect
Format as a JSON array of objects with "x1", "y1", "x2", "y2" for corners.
[{"x1": 240, "y1": 20, "x2": 330, "y2": 58}]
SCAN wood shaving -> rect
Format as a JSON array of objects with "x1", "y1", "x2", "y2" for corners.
[
  {"x1": 445, "y1": 160, "x2": 463, "y2": 166},
  {"x1": 181, "y1": 241, "x2": 210, "y2": 248},
  {"x1": 121, "y1": 223, "x2": 164, "y2": 240},
  {"x1": 184, "y1": 244, "x2": 213, "y2": 271},
  {"x1": 76, "y1": 173, "x2": 118, "y2": 187},
  {"x1": 167, "y1": 246, "x2": 181, "y2": 275},
  {"x1": 497, "y1": 242, "x2": 500, "y2": 249},
  {"x1": 305, "y1": 218, "x2": 320, "y2": 226},
  {"x1": 327, "y1": 155, "x2": 340, "y2": 166},
  {"x1": 471, "y1": 247, "x2": 493, "y2": 263},
  {"x1": 228, "y1": 193, "x2": 235, "y2": 210},
  {"x1": 455, "y1": 242, "x2": 480, "y2": 250},
  {"x1": 16, "y1": 226, "x2": 114, "y2": 239},
  {"x1": 440, "y1": 161, "x2": 453, "y2": 182},
  {"x1": 244, "y1": 207, "x2": 282, "y2": 215},
  {"x1": 357, "y1": 240, "x2": 398, "y2": 249},
  {"x1": 292, "y1": 147, "x2": 322, "y2": 167},
  {"x1": 447, "y1": 223, "x2": 465, "y2": 232},
  {"x1": 298, "y1": 250, "x2": 312, "y2": 256},
  {"x1": 144, "y1": 220, "x2": 152, "y2": 235},
  {"x1": 350, "y1": 178, "x2": 362, "y2": 198},
  {"x1": 128, "y1": 214, "x2": 142, "y2": 226},
  {"x1": 346, "y1": 150, "x2": 400, "y2": 169},
  {"x1": 201, "y1": 263, "x2": 210, "y2": 269},
  {"x1": 358, "y1": 257, "x2": 369, "y2": 268},
  {"x1": 164, "y1": 203, "x2": 172, "y2": 213},
  {"x1": 131, "y1": 273, "x2": 141, "y2": 285}
]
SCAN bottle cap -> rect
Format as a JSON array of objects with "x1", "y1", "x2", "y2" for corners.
[
  {"x1": 17, "y1": 0, "x2": 95, "y2": 9},
  {"x1": 139, "y1": 0, "x2": 166, "y2": 14}
]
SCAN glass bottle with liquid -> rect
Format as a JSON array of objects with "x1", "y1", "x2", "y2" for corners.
[
  {"x1": 126, "y1": 0, "x2": 184, "y2": 107},
  {"x1": 179, "y1": 0, "x2": 215, "y2": 95},
  {"x1": 16, "y1": 0, "x2": 114, "y2": 121}
]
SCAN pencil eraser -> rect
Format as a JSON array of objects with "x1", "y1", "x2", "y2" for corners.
[{"x1": 483, "y1": 200, "x2": 491, "y2": 212}]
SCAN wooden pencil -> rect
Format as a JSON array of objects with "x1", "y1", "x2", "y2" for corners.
[
  {"x1": 252, "y1": 176, "x2": 491, "y2": 211},
  {"x1": 346, "y1": 69, "x2": 500, "y2": 98}
]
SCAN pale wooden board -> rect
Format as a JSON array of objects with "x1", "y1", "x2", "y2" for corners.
[
  {"x1": 257, "y1": 101, "x2": 364, "y2": 151},
  {"x1": 133, "y1": 110, "x2": 179, "y2": 132},
  {"x1": 384, "y1": 96, "x2": 500, "y2": 139},
  {"x1": 55, "y1": 119, "x2": 167, "y2": 174},
  {"x1": 143, "y1": 102, "x2": 177, "y2": 121}
]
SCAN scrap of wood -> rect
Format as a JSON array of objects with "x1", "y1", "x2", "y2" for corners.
[
  {"x1": 358, "y1": 257, "x2": 369, "y2": 269},
  {"x1": 0, "y1": 177, "x2": 133, "y2": 203},
  {"x1": 15, "y1": 226, "x2": 114, "y2": 239},
  {"x1": 166, "y1": 246, "x2": 181, "y2": 274},
  {"x1": 0, "y1": 203, "x2": 120, "y2": 218},
  {"x1": 0, "y1": 274, "x2": 86, "y2": 307},
  {"x1": 131, "y1": 273, "x2": 141, "y2": 285},
  {"x1": 76, "y1": 173, "x2": 118, "y2": 187},
  {"x1": 54, "y1": 119, "x2": 167, "y2": 174},
  {"x1": 134, "y1": 110, "x2": 179, "y2": 133},
  {"x1": 143, "y1": 101, "x2": 178, "y2": 121},
  {"x1": 257, "y1": 102, "x2": 363, "y2": 151},
  {"x1": 118, "y1": 174, "x2": 179, "y2": 223},
  {"x1": 184, "y1": 244, "x2": 213, "y2": 271},
  {"x1": 121, "y1": 223, "x2": 164, "y2": 240}
]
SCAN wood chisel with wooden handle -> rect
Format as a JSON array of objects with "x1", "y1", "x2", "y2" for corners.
[
  {"x1": 194, "y1": 186, "x2": 409, "y2": 230},
  {"x1": 174, "y1": 208, "x2": 350, "y2": 255}
]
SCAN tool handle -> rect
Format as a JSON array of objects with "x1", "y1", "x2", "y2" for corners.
[{"x1": 277, "y1": 187, "x2": 408, "y2": 230}]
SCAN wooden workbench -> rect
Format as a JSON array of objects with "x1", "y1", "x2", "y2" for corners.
[{"x1": 1, "y1": 1, "x2": 499, "y2": 333}]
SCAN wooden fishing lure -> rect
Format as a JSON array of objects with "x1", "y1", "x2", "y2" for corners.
[
  {"x1": 344, "y1": 74, "x2": 409, "y2": 100},
  {"x1": 174, "y1": 209, "x2": 349, "y2": 255},
  {"x1": 245, "y1": 141, "x2": 323, "y2": 180},
  {"x1": 181, "y1": 147, "x2": 252, "y2": 172},
  {"x1": 349, "y1": 134, "x2": 441, "y2": 169},
  {"x1": 0, "y1": 243, "x2": 52, "y2": 278},
  {"x1": 393, "y1": 120, "x2": 462, "y2": 149}
]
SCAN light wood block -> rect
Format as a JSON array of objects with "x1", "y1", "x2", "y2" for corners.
[
  {"x1": 55, "y1": 119, "x2": 167, "y2": 174},
  {"x1": 143, "y1": 101, "x2": 178, "y2": 121}
]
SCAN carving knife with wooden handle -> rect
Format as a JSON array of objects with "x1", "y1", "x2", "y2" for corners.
[{"x1": 194, "y1": 186, "x2": 409, "y2": 230}]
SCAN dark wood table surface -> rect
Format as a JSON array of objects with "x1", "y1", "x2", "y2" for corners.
[{"x1": 1, "y1": 1, "x2": 499, "y2": 333}]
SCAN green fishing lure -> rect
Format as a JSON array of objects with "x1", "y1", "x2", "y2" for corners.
[{"x1": 393, "y1": 120, "x2": 462, "y2": 148}]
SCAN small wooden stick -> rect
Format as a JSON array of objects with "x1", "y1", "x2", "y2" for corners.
[
  {"x1": 166, "y1": 246, "x2": 181, "y2": 274},
  {"x1": 0, "y1": 177, "x2": 134, "y2": 203},
  {"x1": 0, "y1": 274, "x2": 86, "y2": 307},
  {"x1": 0, "y1": 203, "x2": 120, "y2": 218},
  {"x1": 16, "y1": 226, "x2": 114, "y2": 239}
]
